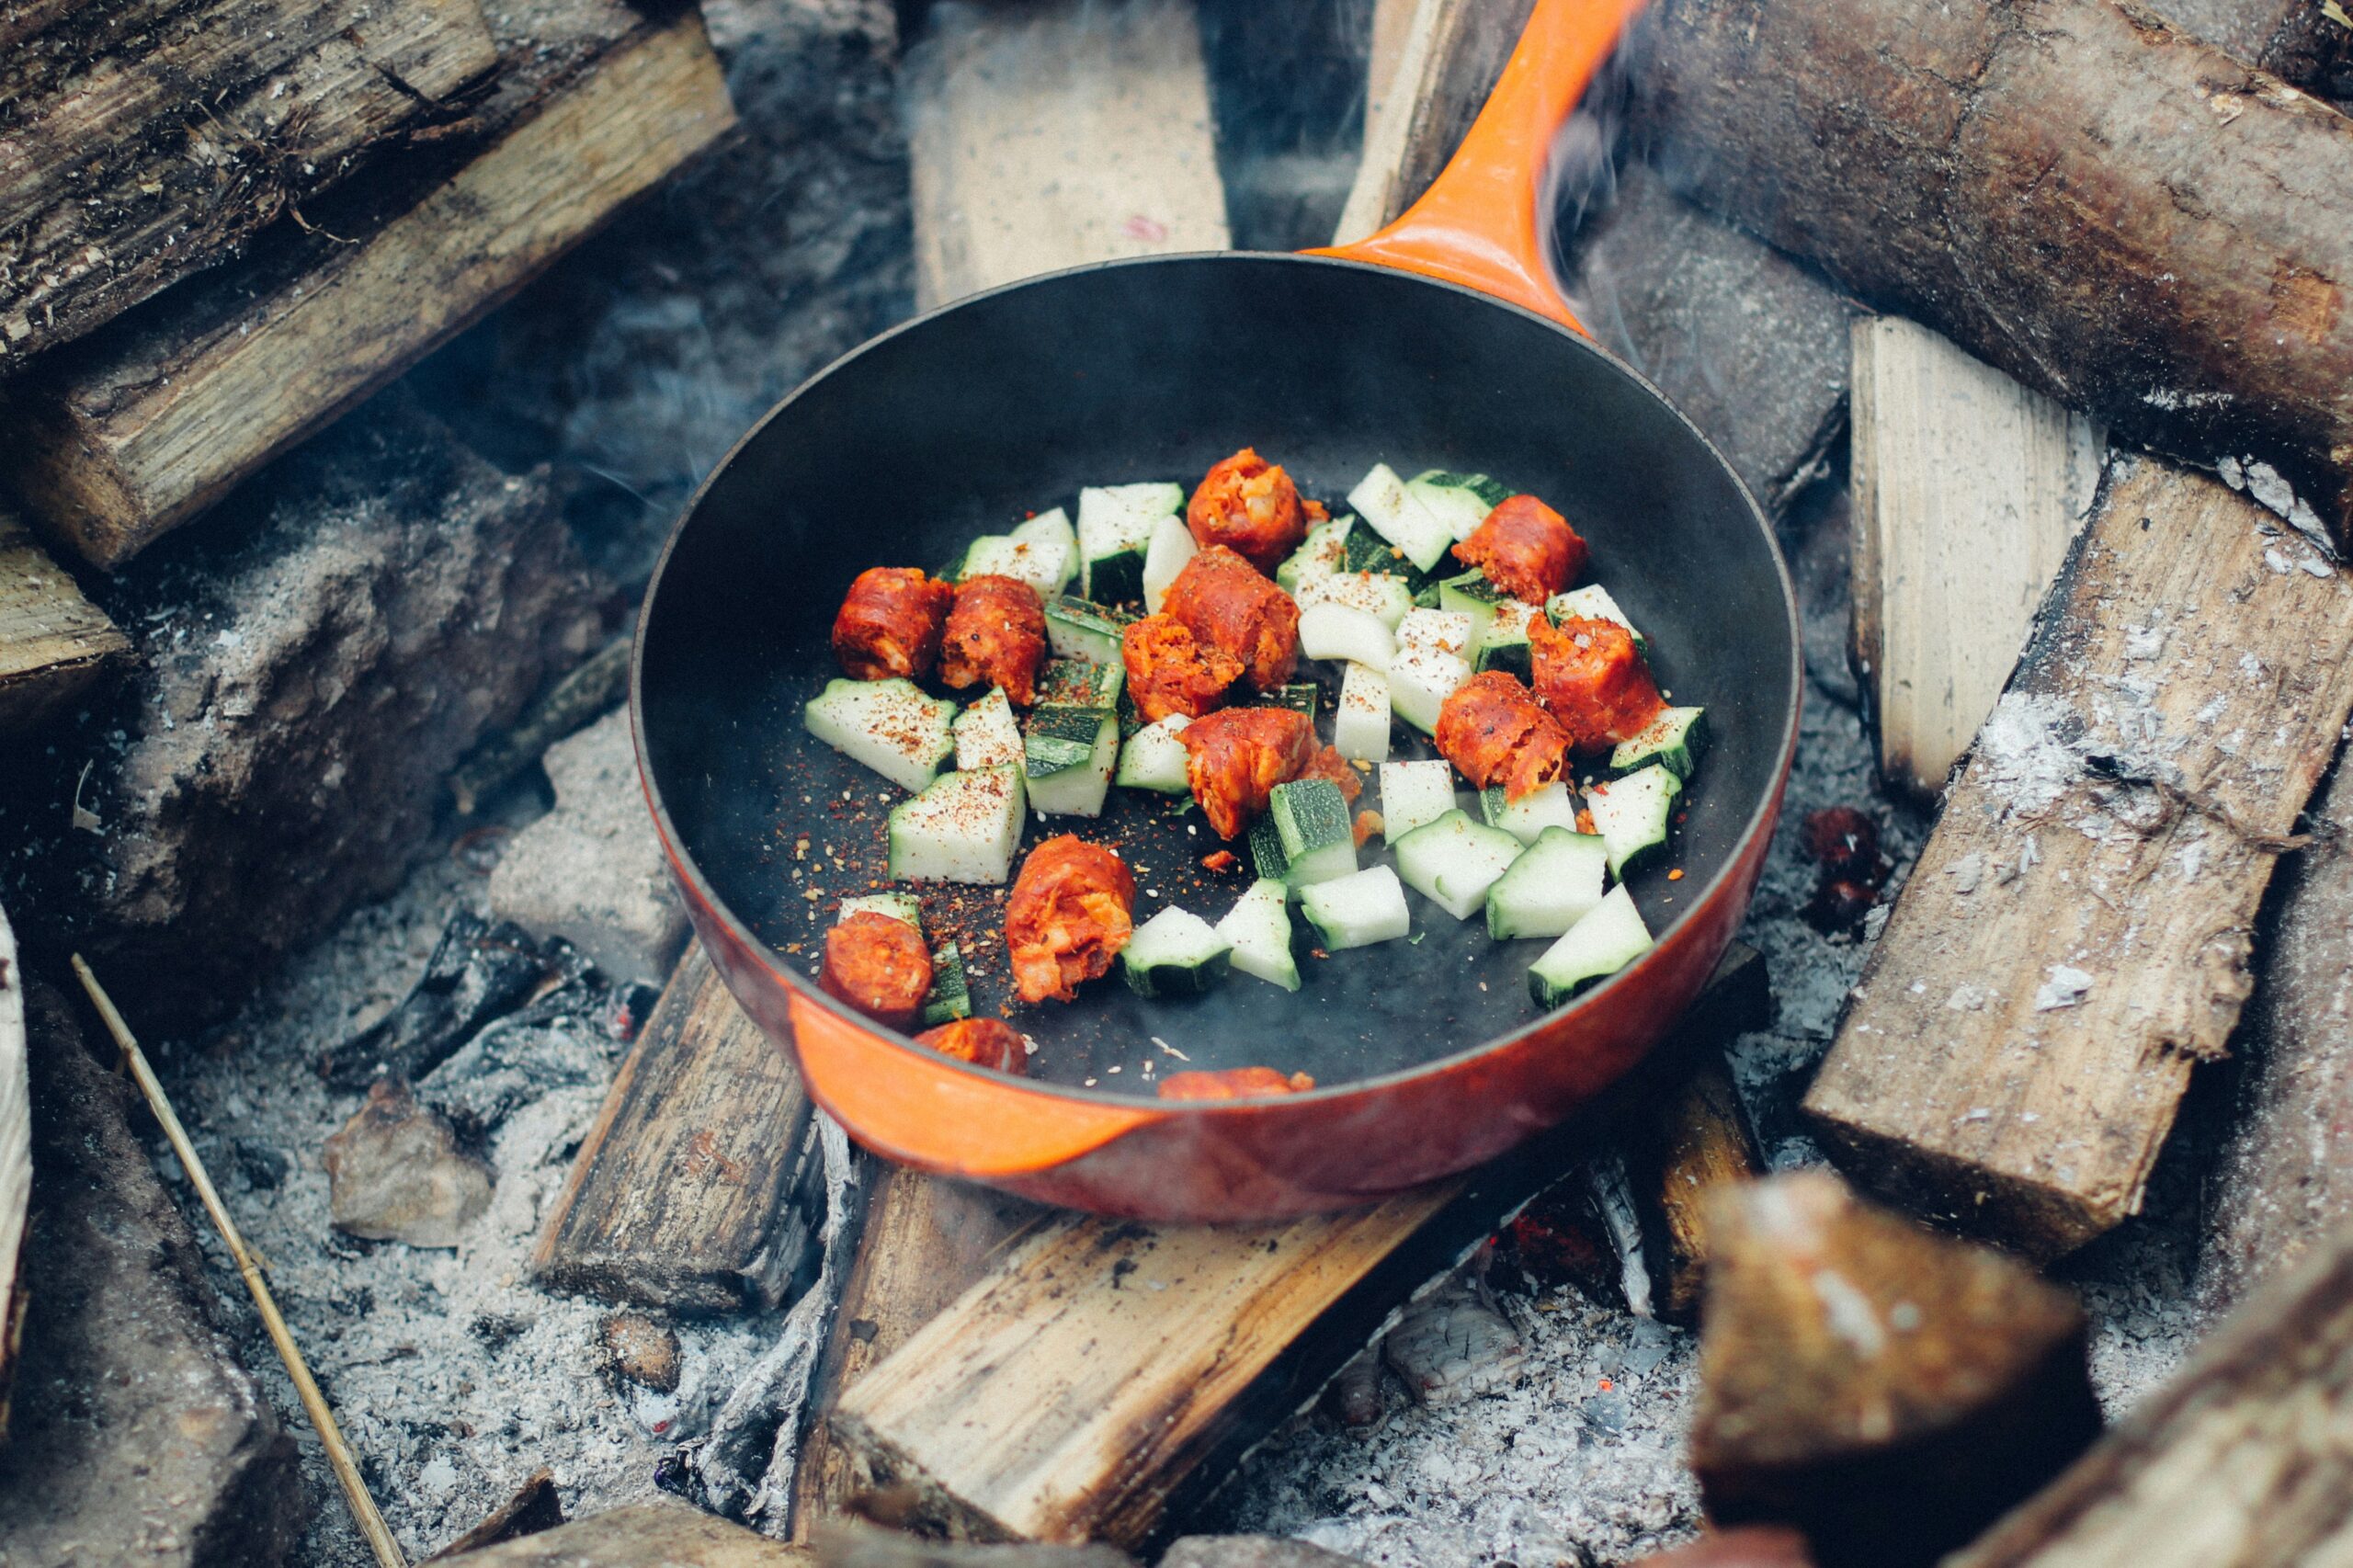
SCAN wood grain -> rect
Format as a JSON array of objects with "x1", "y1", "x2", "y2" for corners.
[
  {"x1": 1633, "y1": 1051, "x2": 1761, "y2": 1324},
  {"x1": 1949, "y1": 1222, "x2": 2353, "y2": 1568},
  {"x1": 1849, "y1": 318, "x2": 2104, "y2": 799},
  {"x1": 1332, "y1": 0, "x2": 1533, "y2": 244},
  {"x1": 0, "y1": 0, "x2": 497, "y2": 362},
  {"x1": 0, "y1": 507, "x2": 127, "y2": 734},
  {"x1": 533, "y1": 943, "x2": 818, "y2": 1312},
  {"x1": 0, "y1": 906, "x2": 26, "y2": 1438},
  {"x1": 1804, "y1": 457, "x2": 2353, "y2": 1258},
  {"x1": 442, "y1": 1500, "x2": 810, "y2": 1565},
  {"x1": 6, "y1": 5, "x2": 737, "y2": 569}
]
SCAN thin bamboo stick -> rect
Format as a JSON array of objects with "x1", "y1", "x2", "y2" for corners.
[{"x1": 73, "y1": 955, "x2": 408, "y2": 1568}]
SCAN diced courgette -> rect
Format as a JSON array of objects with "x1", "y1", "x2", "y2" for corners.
[
  {"x1": 1298, "y1": 866, "x2": 1412, "y2": 949},
  {"x1": 1276, "y1": 514, "x2": 1355, "y2": 594},
  {"x1": 1078, "y1": 483, "x2": 1181, "y2": 602},
  {"x1": 803, "y1": 677, "x2": 957, "y2": 794},
  {"x1": 960, "y1": 508, "x2": 1076, "y2": 598},
  {"x1": 1142, "y1": 512, "x2": 1198, "y2": 613},
  {"x1": 1044, "y1": 595, "x2": 1132, "y2": 665},
  {"x1": 1608, "y1": 706, "x2": 1707, "y2": 780},
  {"x1": 887, "y1": 766, "x2": 1026, "y2": 884},
  {"x1": 1120, "y1": 906, "x2": 1233, "y2": 998},
  {"x1": 1385, "y1": 640, "x2": 1471, "y2": 733},
  {"x1": 1348, "y1": 462, "x2": 1453, "y2": 573},
  {"x1": 921, "y1": 942, "x2": 972, "y2": 1025},
  {"x1": 1473, "y1": 602, "x2": 1539, "y2": 680},
  {"x1": 1113, "y1": 713, "x2": 1191, "y2": 792},
  {"x1": 1379, "y1": 759, "x2": 1457, "y2": 843},
  {"x1": 1395, "y1": 607, "x2": 1476, "y2": 657},
  {"x1": 952, "y1": 687, "x2": 1023, "y2": 772},
  {"x1": 1293, "y1": 570, "x2": 1415, "y2": 631},
  {"x1": 1215, "y1": 879, "x2": 1300, "y2": 991},
  {"x1": 1248, "y1": 812, "x2": 1293, "y2": 885},
  {"x1": 1297, "y1": 601, "x2": 1396, "y2": 669},
  {"x1": 837, "y1": 892, "x2": 921, "y2": 927},
  {"x1": 1527, "y1": 884, "x2": 1654, "y2": 1007},
  {"x1": 1340, "y1": 523, "x2": 1427, "y2": 584},
  {"x1": 1485, "y1": 827, "x2": 1608, "y2": 940},
  {"x1": 1024, "y1": 705, "x2": 1120, "y2": 818},
  {"x1": 1547, "y1": 584, "x2": 1644, "y2": 652},
  {"x1": 1333, "y1": 661, "x2": 1392, "y2": 764},
  {"x1": 1586, "y1": 764, "x2": 1682, "y2": 878},
  {"x1": 1269, "y1": 683, "x2": 1320, "y2": 720},
  {"x1": 1409, "y1": 470, "x2": 1508, "y2": 540},
  {"x1": 1270, "y1": 778, "x2": 1358, "y2": 888},
  {"x1": 1037, "y1": 656, "x2": 1123, "y2": 710},
  {"x1": 1479, "y1": 780, "x2": 1581, "y2": 846},
  {"x1": 1392, "y1": 808, "x2": 1525, "y2": 921},
  {"x1": 1437, "y1": 570, "x2": 1512, "y2": 640}
]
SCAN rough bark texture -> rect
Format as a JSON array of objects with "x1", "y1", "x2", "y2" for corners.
[
  {"x1": 0, "y1": 908, "x2": 24, "y2": 1437},
  {"x1": 2148, "y1": 0, "x2": 2353, "y2": 96},
  {"x1": 1627, "y1": 1050, "x2": 1763, "y2": 1324},
  {"x1": 0, "y1": 975, "x2": 304, "y2": 1565},
  {"x1": 0, "y1": 506, "x2": 126, "y2": 733},
  {"x1": 4, "y1": 393, "x2": 605, "y2": 1029},
  {"x1": 1949, "y1": 1223, "x2": 2353, "y2": 1567},
  {"x1": 2197, "y1": 753, "x2": 2353, "y2": 1315},
  {"x1": 1804, "y1": 458, "x2": 2353, "y2": 1258},
  {"x1": 1635, "y1": 0, "x2": 2353, "y2": 548},
  {"x1": 3, "y1": 0, "x2": 737, "y2": 568},
  {"x1": 1691, "y1": 1173, "x2": 2102, "y2": 1568},
  {"x1": 533, "y1": 942, "x2": 819, "y2": 1312},
  {"x1": 0, "y1": 0, "x2": 497, "y2": 361}
]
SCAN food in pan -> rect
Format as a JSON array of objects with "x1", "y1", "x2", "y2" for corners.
[{"x1": 801, "y1": 446, "x2": 1711, "y2": 1086}]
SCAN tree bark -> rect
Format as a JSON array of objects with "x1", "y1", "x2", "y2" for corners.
[{"x1": 1635, "y1": 0, "x2": 2353, "y2": 549}]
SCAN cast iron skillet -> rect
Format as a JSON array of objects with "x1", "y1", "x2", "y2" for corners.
[{"x1": 633, "y1": 0, "x2": 1802, "y2": 1221}]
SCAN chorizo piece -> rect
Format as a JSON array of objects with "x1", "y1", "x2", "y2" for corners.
[
  {"x1": 820, "y1": 911, "x2": 935, "y2": 1028},
  {"x1": 1188, "y1": 448, "x2": 1309, "y2": 574},
  {"x1": 1006, "y1": 835, "x2": 1137, "y2": 1004},
  {"x1": 937, "y1": 573, "x2": 1047, "y2": 705},
  {"x1": 1436, "y1": 670, "x2": 1572, "y2": 801},
  {"x1": 832, "y1": 566, "x2": 953, "y2": 681},
  {"x1": 1453, "y1": 494, "x2": 1589, "y2": 604},
  {"x1": 914, "y1": 1017, "x2": 1028, "y2": 1074},
  {"x1": 1157, "y1": 1066, "x2": 1316, "y2": 1100},
  {"x1": 1531, "y1": 614, "x2": 1665, "y2": 753},
  {"x1": 1121, "y1": 613, "x2": 1245, "y2": 722},
  {"x1": 1163, "y1": 545, "x2": 1300, "y2": 693},
  {"x1": 1179, "y1": 705, "x2": 1317, "y2": 839},
  {"x1": 1298, "y1": 743, "x2": 1365, "y2": 805}
]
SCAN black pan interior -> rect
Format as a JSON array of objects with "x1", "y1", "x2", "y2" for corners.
[{"x1": 638, "y1": 256, "x2": 1798, "y2": 1096}]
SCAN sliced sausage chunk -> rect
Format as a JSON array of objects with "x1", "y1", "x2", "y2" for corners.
[
  {"x1": 819, "y1": 911, "x2": 935, "y2": 1028},
  {"x1": 1006, "y1": 835, "x2": 1137, "y2": 1004},
  {"x1": 937, "y1": 573, "x2": 1047, "y2": 706},
  {"x1": 914, "y1": 1017, "x2": 1028, "y2": 1074},
  {"x1": 1453, "y1": 494, "x2": 1588, "y2": 604},
  {"x1": 1298, "y1": 743, "x2": 1365, "y2": 805},
  {"x1": 1188, "y1": 448, "x2": 1309, "y2": 574},
  {"x1": 1157, "y1": 1066, "x2": 1315, "y2": 1100},
  {"x1": 1436, "y1": 669, "x2": 1572, "y2": 801},
  {"x1": 1122, "y1": 612, "x2": 1245, "y2": 722},
  {"x1": 1163, "y1": 545, "x2": 1300, "y2": 694},
  {"x1": 832, "y1": 566, "x2": 954, "y2": 681},
  {"x1": 1531, "y1": 614, "x2": 1665, "y2": 754},
  {"x1": 1178, "y1": 705, "x2": 1317, "y2": 840}
]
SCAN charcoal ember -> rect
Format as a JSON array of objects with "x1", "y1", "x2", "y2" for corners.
[
  {"x1": 232, "y1": 1136, "x2": 290, "y2": 1190},
  {"x1": 432, "y1": 1466, "x2": 564, "y2": 1557},
  {"x1": 416, "y1": 967, "x2": 627, "y2": 1135},
  {"x1": 1800, "y1": 878, "x2": 1881, "y2": 937},
  {"x1": 1495, "y1": 1178, "x2": 1626, "y2": 1309},
  {"x1": 599, "y1": 1312, "x2": 683, "y2": 1393},
  {"x1": 1799, "y1": 809, "x2": 1881, "y2": 878},
  {"x1": 1382, "y1": 1282, "x2": 1527, "y2": 1407},
  {"x1": 323, "y1": 1079, "x2": 494, "y2": 1248},
  {"x1": 0, "y1": 977, "x2": 302, "y2": 1564},
  {"x1": 319, "y1": 910, "x2": 581, "y2": 1089},
  {"x1": 1318, "y1": 1346, "x2": 1386, "y2": 1427}
]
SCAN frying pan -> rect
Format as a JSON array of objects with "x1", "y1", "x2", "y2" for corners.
[{"x1": 633, "y1": 0, "x2": 1802, "y2": 1221}]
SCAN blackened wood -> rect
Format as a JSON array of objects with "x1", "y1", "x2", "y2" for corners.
[
  {"x1": 1804, "y1": 458, "x2": 2353, "y2": 1258},
  {"x1": 532, "y1": 943, "x2": 817, "y2": 1312},
  {"x1": 0, "y1": 908, "x2": 24, "y2": 1437},
  {"x1": 2150, "y1": 0, "x2": 2353, "y2": 95},
  {"x1": 1635, "y1": 0, "x2": 2353, "y2": 548},
  {"x1": 442, "y1": 1501, "x2": 809, "y2": 1565},
  {"x1": 0, "y1": 506, "x2": 124, "y2": 735},
  {"x1": 1629, "y1": 1050, "x2": 1762, "y2": 1324}
]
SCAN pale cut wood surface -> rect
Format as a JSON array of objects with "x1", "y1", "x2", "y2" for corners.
[
  {"x1": 0, "y1": 0, "x2": 497, "y2": 362},
  {"x1": 444, "y1": 1501, "x2": 812, "y2": 1565},
  {"x1": 1638, "y1": 1051, "x2": 1760, "y2": 1324},
  {"x1": 1949, "y1": 1223, "x2": 2353, "y2": 1568},
  {"x1": 6, "y1": 6, "x2": 736, "y2": 569},
  {"x1": 0, "y1": 507, "x2": 127, "y2": 733},
  {"x1": 1805, "y1": 457, "x2": 2353, "y2": 1258},
  {"x1": 1332, "y1": 0, "x2": 1533, "y2": 244},
  {"x1": 903, "y1": 0, "x2": 1231, "y2": 312},
  {"x1": 532, "y1": 942, "x2": 817, "y2": 1312},
  {"x1": 1849, "y1": 318, "x2": 2103, "y2": 798},
  {"x1": 0, "y1": 906, "x2": 27, "y2": 1438}
]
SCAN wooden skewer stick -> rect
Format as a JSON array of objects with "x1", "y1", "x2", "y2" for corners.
[{"x1": 73, "y1": 954, "x2": 408, "y2": 1568}]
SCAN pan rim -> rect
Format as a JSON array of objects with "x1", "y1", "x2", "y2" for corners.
[{"x1": 631, "y1": 249, "x2": 1804, "y2": 1110}]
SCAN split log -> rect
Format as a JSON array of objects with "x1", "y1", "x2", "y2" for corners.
[
  {"x1": 4, "y1": 3, "x2": 737, "y2": 568},
  {"x1": 0, "y1": 0, "x2": 496, "y2": 362},
  {"x1": 1848, "y1": 319, "x2": 2105, "y2": 798},
  {"x1": 0, "y1": 506, "x2": 127, "y2": 733},
  {"x1": 824, "y1": 948, "x2": 1771, "y2": 1548},
  {"x1": 2147, "y1": 0, "x2": 2353, "y2": 95},
  {"x1": 1332, "y1": 0, "x2": 1533, "y2": 244},
  {"x1": 2197, "y1": 752, "x2": 2353, "y2": 1314},
  {"x1": 442, "y1": 1500, "x2": 807, "y2": 1565},
  {"x1": 1628, "y1": 1050, "x2": 1763, "y2": 1324},
  {"x1": 1634, "y1": 0, "x2": 2353, "y2": 549},
  {"x1": 1804, "y1": 457, "x2": 2353, "y2": 1258},
  {"x1": 815, "y1": 1519, "x2": 1134, "y2": 1567},
  {"x1": 532, "y1": 942, "x2": 818, "y2": 1312},
  {"x1": 1691, "y1": 1172, "x2": 2102, "y2": 1568},
  {"x1": 428, "y1": 1468, "x2": 564, "y2": 1560},
  {"x1": 1949, "y1": 1221, "x2": 2353, "y2": 1568},
  {"x1": 0, "y1": 907, "x2": 24, "y2": 1437}
]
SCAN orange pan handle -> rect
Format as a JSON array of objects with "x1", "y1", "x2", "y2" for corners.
[
  {"x1": 788, "y1": 992, "x2": 1162, "y2": 1178},
  {"x1": 1312, "y1": 0, "x2": 1648, "y2": 332}
]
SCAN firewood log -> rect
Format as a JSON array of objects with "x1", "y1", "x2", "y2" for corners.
[
  {"x1": 0, "y1": 507, "x2": 125, "y2": 733},
  {"x1": 2150, "y1": 0, "x2": 2353, "y2": 95},
  {"x1": 0, "y1": 0, "x2": 496, "y2": 362},
  {"x1": 439, "y1": 1500, "x2": 807, "y2": 1565},
  {"x1": 0, "y1": 906, "x2": 24, "y2": 1437},
  {"x1": 1634, "y1": 0, "x2": 2353, "y2": 549}
]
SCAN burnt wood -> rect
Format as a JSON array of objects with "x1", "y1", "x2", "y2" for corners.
[
  {"x1": 1806, "y1": 457, "x2": 2353, "y2": 1257},
  {"x1": 0, "y1": 507, "x2": 124, "y2": 734},
  {"x1": 443, "y1": 1501, "x2": 809, "y2": 1565},
  {"x1": 1628, "y1": 1049, "x2": 1762, "y2": 1324},
  {"x1": 1636, "y1": 0, "x2": 2353, "y2": 548}
]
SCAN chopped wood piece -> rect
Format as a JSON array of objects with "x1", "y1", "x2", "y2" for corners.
[
  {"x1": 5, "y1": 5, "x2": 736, "y2": 567},
  {"x1": 1949, "y1": 1222, "x2": 2353, "y2": 1568},
  {"x1": 1804, "y1": 458, "x2": 2353, "y2": 1258},
  {"x1": 0, "y1": 507, "x2": 126, "y2": 734},
  {"x1": 427, "y1": 1467, "x2": 563, "y2": 1560},
  {"x1": 824, "y1": 947, "x2": 1771, "y2": 1548},
  {"x1": 1333, "y1": 0, "x2": 1533, "y2": 244},
  {"x1": 1635, "y1": 0, "x2": 2353, "y2": 547},
  {"x1": 532, "y1": 943, "x2": 817, "y2": 1312},
  {"x1": 1630, "y1": 1050, "x2": 1763, "y2": 1324},
  {"x1": 442, "y1": 1500, "x2": 808, "y2": 1564},
  {"x1": 2146, "y1": 0, "x2": 2353, "y2": 96},
  {"x1": 903, "y1": 0, "x2": 1231, "y2": 311},
  {"x1": 1691, "y1": 1172, "x2": 2101, "y2": 1568},
  {"x1": 2199, "y1": 755, "x2": 2353, "y2": 1314},
  {"x1": 815, "y1": 1519, "x2": 1134, "y2": 1567},
  {"x1": 0, "y1": 908, "x2": 24, "y2": 1437},
  {"x1": 1848, "y1": 319, "x2": 2103, "y2": 798},
  {"x1": 0, "y1": 0, "x2": 497, "y2": 362}
]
